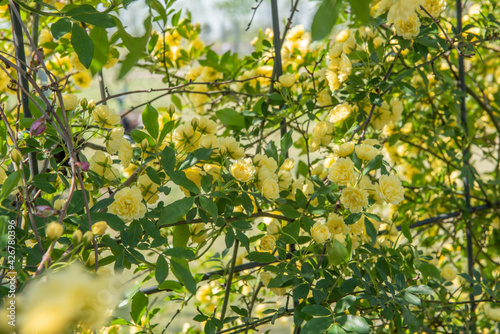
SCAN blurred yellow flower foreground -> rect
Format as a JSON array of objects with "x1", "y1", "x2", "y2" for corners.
[{"x1": 17, "y1": 265, "x2": 120, "y2": 334}]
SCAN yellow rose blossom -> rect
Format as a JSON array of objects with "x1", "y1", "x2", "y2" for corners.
[
  {"x1": 173, "y1": 123, "x2": 202, "y2": 152},
  {"x1": 329, "y1": 43, "x2": 343, "y2": 59},
  {"x1": 17, "y1": 264, "x2": 119, "y2": 334},
  {"x1": 230, "y1": 158, "x2": 256, "y2": 183},
  {"x1": 138, "y1": 174, "x2": 160, "y2": 204},
  {"x1": 484, "y1": 304, "x2": 500, "y2": 322},
  {"x1": 328, "y1": 102, "x2": 352, "y2": 123},
  {"x1": 340, "y1": 187, "x2": 369, "y2": 213},
  {"x1": 118, "y1": 140, "x2": 133, "y2": 168},
  {"x1": 267, "y1": 219, "x2": 282, "y2": 235},
  {"x1": 261, "y1": 177, "x2": 280, "y2": 200},
  {"x1": 311, "y1": 222, "x2": 331, "y2": 243},
  {"x1": 441, "y1": 264, "x2": 456, "y2": 281},
  {"x1": 89, "y1": 151, "x2": 118, "y2": 180},
  {"x1": 92, "y1": 221, "x2": 108, "y2": 236},
  {"x1": 46, "y1": 222, "x2": 64, "y2": 240},
  {"x1": 326, "y1": 70, "x2": 340, "y2": 91},
  {"x1": 92, "y1": 105, "x2": 120, "y2": 128},
  {"x1": 59, "y1": 94, "x2": 79, "y2": 111},
  {"x1": 355, "y1": 144, "x2": 378, "y2": 161},
  {"x1": 328, "y1": 157, "x2": 355, "y2": 186},
  {"x1": 278, "y1": 170, "x2": 293, "y2": 190},
  {"x1": 260, "y1": 234, "x2": 276, "y2": 251},
  {"x1": 335, "y1": 28, "x2": 350, "y2": 43},
  {"x1": 191, "y1": 223, "x2": 207, "y2": 244},
  {"x1": 280, "y1": 158, "x2": 295, "y2": 171},
  {"x1": 218, "y1": 137, "x2": 245, "y2": 159},
  {"x1": 326, "y1": 213, "x2": 351, "y2": 236},
  {"x1": 108, "y1": 186, "x2": 146, "y2": 222},
  {"x1": 192, "y1": 117, "x2": 217, "y2": 134},
  {"x1": 337, "y1": 142, "x2": 355, "y2": 157},
  {"x1": 73, "y1": 71, "x2": 92, "y2": 89},
  {"x1": 278, "y1": 73, "x2": 296, "y2": 88},
  {"x1": 394, "y1": 14, "x2": 421, "y2": 40},
  {"x1": 417, "y1": 0, "x2": 446, "y2": 17},
  {"x1": 105, "y1": 127, "x2": 125, "y2": 154},
  {"x1": 377, "y1": 174, "x2": 405, "y2": 205},
  {"x1": 317, "y1": 89, "x2": 332, "y2": 107}
]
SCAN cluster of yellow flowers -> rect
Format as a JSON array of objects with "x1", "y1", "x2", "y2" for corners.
[
  {"x1": 152, "y1": 22, "x2": 205, "y2": 67},
  {"x1": 375, "y1": 0, "x2": 447, "y2": 39},
  {"x1": 326, "y1": 30, "x2": 353, "y2": 92},
  {"x1": 370, "y1": 98, "x2": 404, "y2": 130},
  {"x1": 16, "y1": 265, "x2": 119, "y2": 334}
]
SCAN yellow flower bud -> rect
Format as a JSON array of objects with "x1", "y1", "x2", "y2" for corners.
[
  {"x1": 11, "y1": 148, "x2": 22, "y2": 164},
  {"x1": 141, "y1": 138, "x2": 149, "y2": 150},
  {"x1": 92, "y1": 221, "x2": 108, "y2": 236},
  {"x1": 46, "y1": 222, "x2": 64, "y2": 240},
  {"x1": 72, "y1": 230, "x2": 82, "y2": 244},
  {"x1": 83, "y1": 230, "x2": 94, "y2": 244}
]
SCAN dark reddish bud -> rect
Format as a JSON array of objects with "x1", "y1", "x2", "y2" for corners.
[
  {"x1": 35, "y1": 205, "x2": 55, "y2": 218},
  {"x1": 30, "y1": 118, "x2": 46, "y2": 136},
  {"x1": 76, "y1": 161, "x2": 89, "y2": 171}
]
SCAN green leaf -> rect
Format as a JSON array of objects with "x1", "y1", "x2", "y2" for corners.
[
  {"x1": 302, "y1": 317, "x2": 333, "y2": 334},
  {"x1": 142, "y1": 104, "x2": 160, "y2": 140},
  {"x1": 199, "y1": 196, "x2": 218, "y2": 221},
  {"x1": 161, "y1": 146, "x2": 176, "y2": 173},
  {"x1": 302, "y1": 305, "x2": 332, "y2": 317},
  {"x1": 155, "y1": 255, "x2": 169, "y2": 284},
  {"x1": 0, "y1": 170, "x2": 21, "y2": 201},
  {"x1": 130, "y1": 129, "x2": 155, "y2": 146},
  {"x1": 401, "y1": 220, "x2": 413, "y2": 242},
  {"x1": 50, "y1": 18, "x2": 72, "y2": 40},
  {"x1": 246, "y1": 251, "x2": 277, "y2": 263},
  {"x1": 168, "y1": 170, "x2": 200, "y2": 194},
  {"x1": 336, "y1": 315, "x2": 370, "y2": 334},
  {"x1": 363, "y1": 155, "x2": 383, "y2": 175},
  {"x1": 67, "y1": 190, "x2": 87, "y2": 214},
  {"x1": 90, "y1": 26, "x2": 109, "y2": 75},
  {"x1": 163, "y1": 247, "x2": 195, "y2": 259},
  {"x1": 326, "y1": 239, "x2": 351, "y2": 265},
  {"x1": 293, "y1": 283, "x2": 310, "y2": 301},
  {"x1": 276, "y1": 205, "x2": 301, "y2": 219},
  {"x1": 280, "y1": 220, "x2": 300, "y2": 244},
  {"x1": 280, "y1": 129, "x2": 293, "y2": 163},
  {"x1": 240, "y1": 192, "x2": 255, "y2": 216},
  {"x1": 327, "y1": 324, "x2": 347, "y2": 334},
  {"x1": 170, "y1": 259, "x2": 197, "y2": 294},
  {"x1": 406, "y1": 285, "x2": 433, "y2": 295},
  {"x1": 71, "y1": 24, "x2": 94, "y2": 69},
  {"x1": 216, "y1": 108, "x2": 245, "y2": 128},
  {"x1": 334, "y1": 295, "x2": 356, "y2": 314},
  {"x1": 347, "y1": 0, "x2": 371, "y2": 24},
  {"x1": 179, "y1": 148, "x2": 213, "y2": 170},
  {"x1": 369, "y1": 92, "x2": 383, "y2": 107},
  {"x1": 130, "y1": 291, "x2": 148, "y2": 325},
  {"x1": 145, "y1": 166, "x2": 161, "y2": 185},
  {"x1": 158, "y1": 280, "x2": 183, "y2": 291},
  {"x1": 159, "y1": 197, "x2": 195, "y2": 226},
  {"x1": 172, "y1": 225, "x2": 190, "y2": 249},
  {"x1": 403, "y1": 291, "x2": 421, "y2": 306},
  {"x1": 72, "y1": 13, "x2": 116, "y2": 28},
  {"x1": 345, "y1": 213, "x2": 362, "y2": 225},
  {"x1": 311, "y1": 0, "x2": 343, "y2": 41}
]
